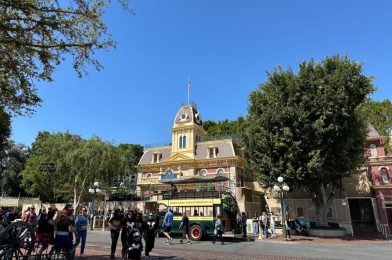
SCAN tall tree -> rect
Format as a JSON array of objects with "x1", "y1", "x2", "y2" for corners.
[
  {"x1": 360, "y1": 99, "x2": 392, "y2": 136},
  {"x1": 0, "y1": 0, "x2": 130, "y2": 115},
  {"x1": 243, "y1": 55, "x2": 374, "y2": 226},
  {"x1": 21, "y1": 131, "x2": 143, "y2": 206},
  {"x1": 203, "y1": 116, "x2": 246, "y2": 139},
  {"x1": 0, "y1": 141, "x2": 29, "y2": 196}
]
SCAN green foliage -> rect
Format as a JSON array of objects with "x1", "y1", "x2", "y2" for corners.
[
  {"x1": 203, "y1": 116, "x2": 246, "y2": 138},
  {"x1": 21, "y1": 131, "x2": 143, "y2": 203},
  {"x1": 0, "y1": 141, "x2": 29, "y2": 196},
  {"x1": 360, "y1": 99, "x2": 392, "y2": 136},
  {"x1": 243, "y1": 55, "x2": 374, "y2": 225},
  {"x1": 0, "y1": 108, "x2": 11, "y2": 150},
  {"x1": 0, "y1": 0, "x2": 131, "y2": 115}
]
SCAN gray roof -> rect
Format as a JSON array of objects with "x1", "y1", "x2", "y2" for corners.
[
  {"x1": 138, "y1": 140, "x2": 238, "y2": 166},
  {"x1": 195, "y1": 141, "x2": 235, "y2": 159},
  {"x1": 367, "y1": 125, "x2": 380, "y2": 139},
  {"x1": 138, "y1": 146, "x2": 171, "y2": 165}
]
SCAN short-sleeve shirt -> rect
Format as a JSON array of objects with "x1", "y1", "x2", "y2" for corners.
[
  {"x1": 181, "y1": 215, "x2": 189, "y2": 228},
  {"x1": 164, "y1": 211, "x2": 173, "y2": 227}
]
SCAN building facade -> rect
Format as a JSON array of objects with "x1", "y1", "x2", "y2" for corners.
[
  {"x1": 366, "y1": 125, "x2": 392, "y2": 237},
  {"x1": 137, "y1": 104, "x2": 264, "y2": 215}
]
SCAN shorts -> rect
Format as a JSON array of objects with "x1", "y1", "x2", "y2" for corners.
[
  {"x1": 54, "y1": 234, "x2": 73, "y2": 252},
  {"x1": 183, "y1": 227, "x2": 189, "y2": 235},
  {"x1": 163, "y1": 226, "x2": 172, "y2": 232}
]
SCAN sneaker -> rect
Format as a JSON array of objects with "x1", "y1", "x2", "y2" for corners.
[
  {"x1": 169, "y1": 238, "x2": 173, "y2": 244},
  {"x1": 187, "y1": 241, "x2": 191, "y2": 245},
  {"x1": 166, "y1": 239, "x2": 170, "y2": 243},
  {"x1": 179, "y1": 239, "x2": 183, "y2": 243}
]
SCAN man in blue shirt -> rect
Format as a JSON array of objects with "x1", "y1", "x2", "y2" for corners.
[{"x1": 163, "y1": 209, "x2": 173, "y2": 244}]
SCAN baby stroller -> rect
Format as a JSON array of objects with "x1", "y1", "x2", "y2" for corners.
[
  {"x1": 125, "y1": 225, "x2": 143, "y2": 260},
  {"x1": 294, "y1": 217, "x2": 310, "y2": 236}
]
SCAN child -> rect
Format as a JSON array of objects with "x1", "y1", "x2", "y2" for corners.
[{"x1": 127, "y1": 231, "x2": 143, "y2": 260}]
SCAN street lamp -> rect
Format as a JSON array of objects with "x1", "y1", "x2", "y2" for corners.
[
  {"x1": 273, "y1": 176, "x2": 290, "y2": 241},
  {"x1": 89, "y1": 181, "x2": 102, "y2": 230}
]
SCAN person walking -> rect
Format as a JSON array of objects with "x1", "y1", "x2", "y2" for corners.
[
  {"x1": 109, "y1": 208, "x2": 123, "y2": 259},
  {"x1": 75, "y1": 207, "x2": 88, "y2": 257},
  {"x1": 252, "y1": 213, "x2": 259, "y2": 236},
  {"x1": 260, "y1": 212, "x2": 267, "y2": 238},
  {"x1": 25, "y1": 206, "x2": 37, "y2": 229},
  {"x1": 53, "y1": 205, "x2": 75, "y2": 256},
  {"x1": 179, "y1": 212, "x2": 191, "y2": 244},
  {"x1": 241, "y1": 212, "x2": 247, "y2": 238},
  {"x1": 269, "y1": 212, "x2": 276, "y2": 238},
  {"x1": 143, "y1": 213, "x2": 157, "y2": 258},
  {"x1": 285, "y1": 214, "x2": 292, "y2": 241},
  {"x1": 162, "y1": 209, "x2": 173, "y2": 244},
  {"x1": 213, "y1": 215, "x2": 224, "y2": 244},
  {"x1": 36, "y1": 207, "x2": 52, "y2": 254}
]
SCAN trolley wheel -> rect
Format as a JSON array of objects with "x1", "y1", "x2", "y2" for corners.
[
  {"x1": 0, "y1": 221, "x2": 35, "y2": 260},
  {"x1": 189, "y1": 225, "x2": 203, "y2": 241}
]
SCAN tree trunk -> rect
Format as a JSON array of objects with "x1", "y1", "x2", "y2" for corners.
[
  {"x1": 73, "y1": 172, "x2": 90, "y2": 215},
  {"x1": 312, "y1": 183, "x2": 335, "y2": 227}
]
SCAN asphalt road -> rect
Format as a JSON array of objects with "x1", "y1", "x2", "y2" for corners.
[{"x1": 79, "y1": 231, "x2": 392, "y2": 260}]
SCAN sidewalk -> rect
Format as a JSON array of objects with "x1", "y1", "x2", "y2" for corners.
[{"x1": 251, "y1": 233, "x2": 389, "y2": 244}]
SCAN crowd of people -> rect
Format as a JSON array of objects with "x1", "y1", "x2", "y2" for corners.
[{"x1": 1, "y1": 205, "x2": 89, "y2": 258}]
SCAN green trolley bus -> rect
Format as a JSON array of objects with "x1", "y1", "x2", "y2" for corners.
[{"x1": 157, "y1": 176, "x2": 242, "y2": 241}]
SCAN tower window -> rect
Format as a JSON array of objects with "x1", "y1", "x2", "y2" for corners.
[
  {"x1": 179, "y1": 136, "x2": 183, "y2": 149},
  {"x1": 370, "y1": 144, "x2": 378, "y2": 157},
  {"x1": 183, "y1": 135, "x2": 186, "y2": 148}
]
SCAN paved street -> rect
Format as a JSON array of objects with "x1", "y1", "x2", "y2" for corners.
[{"x1": 75, "y1": 231, "x2": 392, "y2": 260}]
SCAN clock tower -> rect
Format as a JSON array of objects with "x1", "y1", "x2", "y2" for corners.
[{"x1": 170, "y1": 104, "x2": 206, "y2": 159}]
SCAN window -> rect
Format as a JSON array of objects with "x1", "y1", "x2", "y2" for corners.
[
  {"x1": 209, "y1": 148, "x2": 214, "y2": 158},
  {"x1": 215, "y1": 147, "x2": 219, "y2": 157},
  {"x1": 182, "y1": 135, "x2": 186, "y2": 148},
  {"x1": 380, "y1": 168, "x2": 390, "y2": 184},
  {"x1": 216, "y1": 168, "x2": 224, "y2": 176},
  {"x1": 179, "y1": 136, "x2": 183, "y2": 149},
  {"x1": 200, "y1": 169, "x2": 207, "y2": 177},
  {"x1": 370, "y1": 144, "x2": 378, "y2": 157},
  {"x1": 152, "y1": 153, "x2": 161, "y2": 163}
]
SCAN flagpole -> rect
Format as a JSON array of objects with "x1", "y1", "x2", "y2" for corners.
[{"x1": 187, "y1": 76, "x2": 190, "y2": 105}]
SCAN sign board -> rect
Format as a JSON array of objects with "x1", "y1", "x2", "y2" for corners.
[
  {"x1": 140, "y1": 178, "x2": 160, "y2": 185},
  {"x1": 158, "y1": 198, "x2": 221, "y2": 207}
]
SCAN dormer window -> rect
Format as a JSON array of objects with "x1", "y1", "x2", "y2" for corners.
[
  {"x1": 152, "y1": 153, "x2": 162, "y2": 163},
  {"x1": 370, "y1": 144, "x2": 378, "y2": 157},
  {"x1": 208, "y1": 147, "x2": 219, "y2": 159}
]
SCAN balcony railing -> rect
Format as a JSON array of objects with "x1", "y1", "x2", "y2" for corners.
[{"x1": 158, "y1": 190, "x2": 220, "y2": 200}]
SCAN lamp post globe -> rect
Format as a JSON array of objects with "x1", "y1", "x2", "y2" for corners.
[
  {"x1": 277, "y1": 176, "x2": 284, "y2": 183},
  {"x1": 94, "y1": 181, "x2": 99, "y2": 187},
  {"x1": 283, "y1": 185, "x2": 290, "y2": 192},
  {"x1": 273, "y1": 185, "x2": 281, "y2": 192}
]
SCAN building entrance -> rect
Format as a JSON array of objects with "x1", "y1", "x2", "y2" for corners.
[{"x1": 348, "y1": 198, "x2": 376, "y2": 234}]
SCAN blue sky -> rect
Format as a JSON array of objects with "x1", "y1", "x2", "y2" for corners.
[{"x1": 11, "y1": 0, "x2": 392, "y2": 147}]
